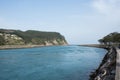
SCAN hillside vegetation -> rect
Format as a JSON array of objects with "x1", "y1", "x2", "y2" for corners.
[
  {"x1": 98, "y1": 32, "x2": 120, "y2": 46},
  {"x1": 0, "y1": 29, "x2": 67, "y2": 46}
]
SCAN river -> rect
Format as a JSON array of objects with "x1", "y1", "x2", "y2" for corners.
[{"x1": 0, "y1": 45, "x2": 106, "y2": 80}]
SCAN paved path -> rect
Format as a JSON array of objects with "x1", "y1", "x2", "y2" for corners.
[{"x1": 115, "y1": 49, "x2": 120, "y2": 80}]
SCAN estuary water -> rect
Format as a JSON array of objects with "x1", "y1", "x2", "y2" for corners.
[{"x1": 0, "y1": 45, "x2": 106, "y2": 80}]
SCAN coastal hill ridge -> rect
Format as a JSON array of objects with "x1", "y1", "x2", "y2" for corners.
[{"x1": 0, "y1": 29, "x2": 68, "y2": 47}]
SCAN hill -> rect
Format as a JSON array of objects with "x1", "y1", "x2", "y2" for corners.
[
  {"x1": 98, "y1": 32, "x2": 120, "y2": 46},
  {"x1": 0, "y1": 29, "x2": 68, "y2": 46}
]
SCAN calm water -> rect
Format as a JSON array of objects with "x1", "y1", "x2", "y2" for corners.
[{"x1": 0, "y1": 45, "x2": 106, "y2": 80}]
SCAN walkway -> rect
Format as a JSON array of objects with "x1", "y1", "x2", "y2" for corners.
[{"x1": 115, "y1": 49, "x2": 120, "y2": 80}]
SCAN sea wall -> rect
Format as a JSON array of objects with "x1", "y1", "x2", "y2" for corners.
[{"x1": 89, "y1": 46, "x2": 116, "y2": 80}]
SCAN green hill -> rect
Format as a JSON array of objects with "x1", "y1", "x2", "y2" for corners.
[
  {"x1": 98, "y1": 32, "x2": 120, "y2": 46},
  {"x1": 0, "y1": 29, "x2": 68, "y2": 46}
]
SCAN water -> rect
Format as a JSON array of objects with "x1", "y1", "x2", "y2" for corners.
[{"x1": 0, "y1": 45, "x2": 107, "y2": 80}]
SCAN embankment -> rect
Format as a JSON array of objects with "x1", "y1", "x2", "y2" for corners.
[
  {"x1": 79, "y1": 44, "x2": 107, "y2": 48},
  {"x1": 89, "y1": 46, "x2": 116, "y2": 80}
]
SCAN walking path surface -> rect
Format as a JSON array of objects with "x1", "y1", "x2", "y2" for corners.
[{"x1": 115, "y1": 49, "x2": 120, "y2": 80}]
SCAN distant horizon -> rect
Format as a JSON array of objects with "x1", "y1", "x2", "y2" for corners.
[{"x1": 0, "y1": 0, "x2": 120, "y2": 44}]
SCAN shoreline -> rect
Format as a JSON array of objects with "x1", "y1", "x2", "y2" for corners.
[
  {"x1": 84, "y1": 45, "x2": 116, "y2": 80},
  {"x1": 0, "y1": 45, "x2": 45, "y2": 50},
  {"x1": 0, "y1": 44, "x2": 68, "y2": 50},
  {"x1": 79, "y1": 44, "x2": 116, "y2": 80}
]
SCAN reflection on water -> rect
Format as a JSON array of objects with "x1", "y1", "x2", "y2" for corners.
[{"x1": 0, "y1": 46, "x2": 106, "y2": 80}]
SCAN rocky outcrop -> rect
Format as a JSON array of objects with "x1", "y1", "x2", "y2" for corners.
[
  {"x1": 44, "y1": 39, "x2": 67, "y2": 46},
  {"x1": 89, "y1": 46, "x2": 116, "y2": 80}
]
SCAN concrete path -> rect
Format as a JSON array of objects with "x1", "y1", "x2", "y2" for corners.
[{"x1": 115, "y1": 49, "x2": 120, "y2": 80}]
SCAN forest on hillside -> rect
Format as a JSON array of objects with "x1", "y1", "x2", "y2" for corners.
[
  {"x1": 98, "y1": 32, "x2": 120, "y2": 45},
  {"x1": 0, "y1": 29, "x2": 67, "y2": 45}
]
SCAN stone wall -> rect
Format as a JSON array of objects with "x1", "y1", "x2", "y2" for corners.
[{"x1": 90, "y1": 46, "x2": 116, "y2": 80}]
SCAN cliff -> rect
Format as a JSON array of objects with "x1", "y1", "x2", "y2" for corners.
[{"x1": 0, "y1": 29, "x2": 68, "y2": 46}]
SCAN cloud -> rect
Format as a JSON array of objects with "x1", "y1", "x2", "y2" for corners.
[
  {"x1": 66, "y1": 0, "x2": 120, "y2": 44},
  {"x1": 92, "y1": 0, "x2": 120, "y2": 28},
  {"x1": 92, "y1": 0, "x2": 120, "y2": 14}
]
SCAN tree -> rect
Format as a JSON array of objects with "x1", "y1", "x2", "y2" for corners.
[
  {"x1": 98, "y1": 32, "x2": 120, "y2": 45},
  {"x1": 0, "y1": 35, "x2": 5, "y2": 45}
]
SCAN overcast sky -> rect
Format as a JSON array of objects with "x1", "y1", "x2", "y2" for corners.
[{"x1": 0, "y1": 0, "x2": 120, "y2": 44}]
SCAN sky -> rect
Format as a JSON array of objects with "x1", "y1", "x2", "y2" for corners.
[{"x1": 0, "y1": 0, "x2": 120, "y2": 44}]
